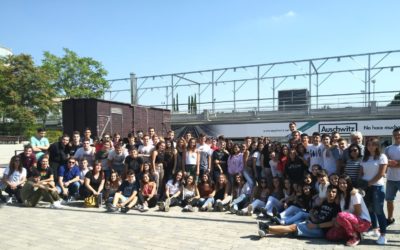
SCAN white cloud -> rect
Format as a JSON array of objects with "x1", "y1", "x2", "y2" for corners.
[{"x1": 271, "y1": 10, "x2": 297, "y2": 22}]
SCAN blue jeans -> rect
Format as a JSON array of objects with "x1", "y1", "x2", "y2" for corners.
[
  {"x1": 57, "y1": 181, "x2": 81, "y2": 198},
  {"x1": 368, "y1": 185, "x2": 387, "y2": 234},
  {"x1": 198, "y1": 197, "x2": 214, "y2": 208},
  {"x1": 231, "y1": 193, "x2": 249, "y2": 210}
]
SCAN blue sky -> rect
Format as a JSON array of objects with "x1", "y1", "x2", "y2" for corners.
[{"x1": 2, "y1": 1, "x2": 400, "y2": 108}]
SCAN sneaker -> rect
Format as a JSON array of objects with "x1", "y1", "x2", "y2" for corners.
[
  {"x1": 121, "y1": 207, "x2": 130, "y2": 213},
  {"x1": 0, "y1": 195, "x2": 6, "y2": 203},
  {"x1": 247, "y1": 205, "x2": 253, "y2": 216},
  {"x1": 230, "y1": 206, "x2": 237, "y2": 214},
  {"x1": 52, "y1": 200, "x2": 63, "y2": 209},
  {"x1": 206, "y1": 202, "x2": 213, "y2": 212},
  {"x1": 140, "y1": 205, "x2": 149, "y2": 212},
  {"x1": 107, "y1": 204, "x2": 118, "y2": 212},
  {"x1": 200, "y1": 206, "x2": 207, "y2": 212},
  {"x1": 182, "y1": 205, "x2": 189, "y2": 212},
  {"x1": 6, "y1": 197, "x2": 13, "y2": 204},
  {"x1": 165, "y1": 198, "x2": 171, "y2": 212},
  {"x1": 216, "y1": 202, "x2": 224, "y2": 212},
  {"x1": 272, "y1": 207, "x2": 278, "y2": 217},
  {"x1": 271, "y1": 216, "x2": 281, "y2": 225},
  {"x1": 258, "y1": 229, "x2": 267, "y2": 237},
  {"x1": 364, "y1": 229, "x2": 380, "y2": 238},
  {"x1": 387, "y1": 218, "x2": 395, "y2": 228},
  {"x1": 237, "y1": 210, "x2": 245, "y2": 216},
  {"x1": 187, "y1": 205, "x2": 194, "y2": 212},
  {"x1": 346, "y1": 236, "x2": 360, "y2": 247},
  {"x1": 158, "y1": 202, "x2": 165, "y2": 211},
  {"x1": 376, "y1": 235, "x2": 387, "y2": 245},
  {"x1": 257, "y1": 220, "x2": 270, "y2": 231}
]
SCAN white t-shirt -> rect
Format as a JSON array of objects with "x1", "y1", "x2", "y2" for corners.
[
  {"x1": 269, "y1": 160, "x2": 280, "y2": 177},
  {"x1": 385, "y1": 144, "x2": 400, "y2": 181},
  {"x1": 107, "y1": 149, "x2": 128, "y2": 166},
  {"x1": 340, "y1": 192, "x2": 371, "y2": 222},
  {"x1": 166, "y1": 179, "x2": 180, "y2": 195},
  {"x1": 322, "y1": 147, "x2": 337, "y2": 175},
  {"x1": 138, "y1": 144, "x2": 154, "y2": 157},
  {"x1": 3, "y1": 166, "x2": 27, "y2": 185},
  {"x1": 308, "y1": 144, "x2": 324, "y2": 172},
  {"x1": 252, "y1": 151, "x2": 262, "y2": 166},
  {"x1": 361, "y1": 154, "x2": 388, "y2": 186}
]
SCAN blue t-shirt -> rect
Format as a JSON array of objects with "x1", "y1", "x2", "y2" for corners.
[{"x1": 58, "y1": 165, "x2": 80, "y2": 182}]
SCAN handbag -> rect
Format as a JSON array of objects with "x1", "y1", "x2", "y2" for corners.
[{"x1": 84, "y1": 195, "x2": 97, "y2": 207}]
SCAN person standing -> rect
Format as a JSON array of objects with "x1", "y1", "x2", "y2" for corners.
[
  {"x1": 30, "y1": 128, "x2": 50, "y2": 161},
  {"x1": 360, "y1": 138, "x2": 388, "y2": 245},
  {"x1": 385, "y1": 127, "x2": 400, "y2": 227}
]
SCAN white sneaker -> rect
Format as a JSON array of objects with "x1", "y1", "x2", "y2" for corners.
[
  {"x1": 364, "y1": 230, "x2": 380, "y2": 238},
  {"x1": 376, "y1": 235, "x2": 387, "y2": 245},
  {"x1": 52, "y1": 200, "x2": 63, "y2": 209},
  {"x1": 6, "y1": 197, "x2": 13, "y2": 204}
]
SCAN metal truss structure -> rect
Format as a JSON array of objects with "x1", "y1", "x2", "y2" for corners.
[{"x1": 104, "y1": 50, "x2": 400, "y2": 113}]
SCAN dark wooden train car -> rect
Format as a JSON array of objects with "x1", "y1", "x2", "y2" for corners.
[{"x1": 62, "y1": 98, "x2": 170, "y2": 138}]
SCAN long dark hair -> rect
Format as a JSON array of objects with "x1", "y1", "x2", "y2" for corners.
[
  {"x1": 339, "y1": 175, "x2": 354, "y2": 210},
  {"x1": 363, "y1": 138, "x2": 381, "y2": 161},
  {"x1": 8, "y1": 155, "x2": 23, "y2": 176},
  {"x1": 172, "y1": 171, "x2": 183, "y2": 185},
  {"x1": 348, "y1": 143, "x2": 362, "y2": 160}
]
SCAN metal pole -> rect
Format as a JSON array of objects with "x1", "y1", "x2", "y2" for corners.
[
  {"x1": 233, "y1": 80, "x2": 236, "y2": 112},
  {"x1": 308, "y1": 61, "x2": 312, "y2": 112},
  {"x1": 211, "y1": 71, "x2": 215, "y2": 112},
  {"x1": 257, "y1": 66, "x2": 260, "y2": 112},
  {"x1": 368, "y1": 54, "x2": 371, "y2": 105},
  {"x1": 130, "y1": 73, "x2": 137, "y2": 105},
  {"x1": 165, "y1": 87, "x2": 168, "y2": 109},
  {"x1": 171, "y1": 75, "x2": 174, "y2": 112},
  {"x1": 316, "y1": 73, "x2": 319, "y2": 109},
  {"x1": 272, "y1": 78, "x2": 275, "y2": 111},
  {"x1": 198, "y1": 84, "x2": 201, "y2": 112}
]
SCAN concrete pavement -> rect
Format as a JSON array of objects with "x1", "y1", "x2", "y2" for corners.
[{"x1": 0, "y1": 199, "x2": 399, "y2": 250}]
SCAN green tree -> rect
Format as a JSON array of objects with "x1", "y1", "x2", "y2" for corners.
[
  {"x1": 0, "y1": 54, "x2": 57, "y2": 134},
  {"x1": 42, "y1": 48, "x2": 109, "y2": 99},
  {"x1": 388, "y1": 92, "x2": 400, "y2": 106}
]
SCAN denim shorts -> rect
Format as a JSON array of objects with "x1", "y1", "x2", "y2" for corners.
[
  {"x1": 386, "y1": 180, "x2": 400, "y2": 201},
  {"x1": 296, "y1": 221, "x2": 324, "y2": 238}
]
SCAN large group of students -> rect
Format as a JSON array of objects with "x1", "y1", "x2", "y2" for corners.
[{"x1": 1, "y1": 122, "x2": 399, "y2": 247}]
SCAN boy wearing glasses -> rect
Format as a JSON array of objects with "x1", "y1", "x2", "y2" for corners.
[{"x1": 57, "y1": 157, "x2": 81, "y2": 201}]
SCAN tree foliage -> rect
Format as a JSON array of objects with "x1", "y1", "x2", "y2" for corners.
[
  {"x1": 42, "y1": 48, "x2": 109, "y2": 99},
  {"x1": 388, "y1": 92, "x2": 400, "y2": 106},
  {"x1": 0, "y1": 54, "x2": 57, "y2": 134}
]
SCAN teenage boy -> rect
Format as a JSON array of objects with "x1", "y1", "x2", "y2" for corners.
[
  {"x1": 108, "y1": 170, "x2": 139, "y2": 213},
  {"x1": 308, "y1": 132, "x2": 324, "y2": 172}
]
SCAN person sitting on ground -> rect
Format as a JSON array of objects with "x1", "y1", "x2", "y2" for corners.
[
  {"x1": 258, "y1": 185, "x2": 340, "y2": 239},
  {"x1": 137, "y1": 173, "x2": 157, "y2": 212},
  {"x1": 104, "y1": 170, "x2": 121, "y2": 203},
  {"x1": 0, "y1": 155, "x2": 27, "y2": 204},
  {"x1": 260, "y1": 176, "x2": 284, "y2": 218},
  {"x1": 18, "y1": 145, "x2": 37, "y2": 178},
  {"x1": 230, "y1": 173, "x2": 252, "y2": 214},
  {"x1": 37, "y1": 155, "x2": 55, "y2": 188},
  {"x1": 271, "y1": 184, "x2": 314, "y2": 225},
  {"x1": 313, "y1": 170, "x2": 330, "y2": 206},
  {"x1": 325, "y1": 175, "x2": 371, "y2": 247},
  {"x1": 20, "y1": 168, "x2": 62, "y2": 208},
  {"x1": 57, "y1": 157, "x2": 81, "y2": 201},
  {"x1": 197, "y1": 173, "x2": 215, "y2": 211},
  {"x1": 181, "y1": 175, "x2": 200, "y2": 212},
  {"x1": 108, "y1": 170, "x2": 138, "y2": 213},
  {"x1": 159, "y1": 171, "x2": 183, "y2": 212},
  {"x1": 239, "y1": 177, "x2": 270, "y2": 216},
  {"x1": 213, "y1": 174, "x2": 231, "y2": 212},
  {"x1": 78, "y1": 158, "x2": 90, "y2": 187},
  {"x1": 81, "y1": 161, "x2": 105, "y2": 207}
]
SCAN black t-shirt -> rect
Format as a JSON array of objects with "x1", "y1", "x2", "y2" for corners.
[
  {"x1": 118, "y1": 180, "x2": 139, "y2": 197},
  {"x1": 313, "y1": 200, "x2": 341, "y2": 225},
  {"x1": 284, "y1": 157, "x2": 307, "y2": 184},
  {"x1": 37, "y1": 166, "x2": 53, "y2": 181},
  {"x1": 212, "y1": 150, "x2": 229, "y2": 172},
  {"x1": 124, "y1": 156, "x2": 143, "y2": 175},
  {"x1": 85, "y1": 171, "x2": 104, "y2": 191}
]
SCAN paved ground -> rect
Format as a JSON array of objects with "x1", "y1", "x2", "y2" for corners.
[
  {"x1": 0, "y1": 199, "x2": 399, "y2": 250},
  {"x1": 0, "y1": 144, "x2": 399, "y2": 249}
]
